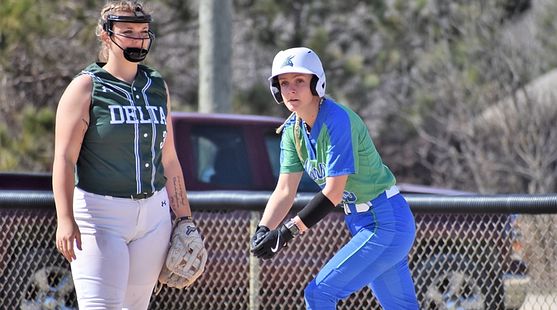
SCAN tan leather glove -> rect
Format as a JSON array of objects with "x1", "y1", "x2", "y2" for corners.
[{"x1": 158, "y1": 217, "x2": 208, "y2": 289}]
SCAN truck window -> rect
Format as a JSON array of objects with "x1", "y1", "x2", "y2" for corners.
[
  {"x1": 264, "y1": 134, "x2": 320, "y2": 193},
  {"x1": 190, "y1": 126, "x2": 253, "y2": 187}
]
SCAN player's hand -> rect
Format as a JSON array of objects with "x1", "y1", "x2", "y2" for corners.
[
  {"x1": 251, "y1": 225, "x2": 270, "y2": 250},
  {"x1": 56, "y1": 217, "x2": 82, "y2": 263},
  {"x1": 251, "y1": 225, "x2": 293, "y2": 260}
]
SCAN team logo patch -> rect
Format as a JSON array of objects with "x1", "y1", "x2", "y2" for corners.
[
  {"x1": 186, "y1": 226, "x2": 197, "y2": 235},
  {"x1": 281, "y1": 55, "x2": 294, "y2": 68},
  {"x1": 342, "y1": 191, "x2": 358, "y2": 204}
]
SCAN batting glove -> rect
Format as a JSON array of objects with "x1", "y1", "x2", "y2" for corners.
[
  {"x1": 251, "y1": 225, "x2": 270, "y2": 250},
  {"x1": 251, "y1": 225, "x2": 293, "y2": 260}
]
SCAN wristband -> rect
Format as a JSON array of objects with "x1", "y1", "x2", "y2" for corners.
[
  {"x1": 174, "y1": 215, "x2": 192, "y2": 224},
  {"x1": 284, "y1": 219, "x2": 300, "y2": 237},
  {"x1": 278, "y1": 224, "x2": 294, "y2": 243},
  {"x1": 297, "y1": 192, "x2": 336, "y2": 228}
]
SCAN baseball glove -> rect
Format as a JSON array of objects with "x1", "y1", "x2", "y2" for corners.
[{"x1": 158, "y1": 217, "x2": 208, "y2": 290}]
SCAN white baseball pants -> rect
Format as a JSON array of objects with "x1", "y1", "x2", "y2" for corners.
[{"x1": 71, "y1": 187, "x2": 172, "y2": 310}]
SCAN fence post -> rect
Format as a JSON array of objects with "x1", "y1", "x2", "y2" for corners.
[{"x1": 249, "y1": 210, "x2": 261, "y2": 310}]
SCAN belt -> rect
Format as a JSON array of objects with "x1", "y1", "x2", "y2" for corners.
[
  {"x1": 130, "y1": 192, "x2": 154, "y2": 200},
  {"x1": 119, "y1": 191, "x2": 158, "y2": 200},
  {"x1": 342, "y1": 185, "x2": 400, "y2": 215}
]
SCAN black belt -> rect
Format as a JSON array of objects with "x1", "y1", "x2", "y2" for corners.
[{"x1": 128, "y1": 191, "x2": 156, "y2": 200}]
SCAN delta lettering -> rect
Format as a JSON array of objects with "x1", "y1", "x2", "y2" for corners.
[{"x1": 109, "y1": 105, "x2": 167, "y2": 125}]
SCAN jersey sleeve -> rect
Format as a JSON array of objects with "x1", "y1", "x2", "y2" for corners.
[
  {"x1": 325, "y1": 110, "x2": 358, "y2": 177},
  {"x1": 279, "y1": 125, "x2": 305, "y2": 173}
]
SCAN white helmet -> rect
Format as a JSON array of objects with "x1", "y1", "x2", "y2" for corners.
[{"x1": 268, "y1": 47, "x2": 326, "y2": 104}]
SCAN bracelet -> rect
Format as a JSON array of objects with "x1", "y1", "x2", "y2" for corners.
[
  {"x1": 174, "y1": 215, "x2": 192, "y2": 224},
  {"x1": 293, "y1": 216, "x2": 308, "y2": 234}
]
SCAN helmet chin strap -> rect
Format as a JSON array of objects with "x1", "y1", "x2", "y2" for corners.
[{"x1": 109, "y1": 34, "x2": 153, "y2": 63}]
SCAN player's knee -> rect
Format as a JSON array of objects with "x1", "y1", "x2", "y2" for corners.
[
  {"x1": 304, "y1": 280, "x2": 337, "y2": 309},
  {"x1": 304, "y1": 281, "x2": 320, "y2": 309},
  {"x1": 304, "y1": 280, "x2": 316, "y2": 300}
]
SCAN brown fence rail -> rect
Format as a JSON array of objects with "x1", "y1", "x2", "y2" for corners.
[{"x1": 1, "y1": 190, "x2": 557, "y2": 309}]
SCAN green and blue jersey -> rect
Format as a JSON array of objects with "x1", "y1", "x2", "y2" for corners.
[{"x1": 280, "y1": 98, "x2": 395, "y2": 204}]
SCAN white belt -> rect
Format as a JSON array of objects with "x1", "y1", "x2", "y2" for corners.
[
  {"x1": 343, "y1": 202, "x2": 371, "y2": 214},
  {"x1": 385, "y1": 185, "x2": 400, "y2": 198},
  {"x1": 343, "y1": 185, "x2": 400, "y2": 214}
]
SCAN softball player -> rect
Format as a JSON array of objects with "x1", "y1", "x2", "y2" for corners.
[
  {"x1": 251, "y1": 47, "x2": 419, "y2": 309},
  {"x1": 52, "y1": 1, "x2": 200, "y2": 309}
]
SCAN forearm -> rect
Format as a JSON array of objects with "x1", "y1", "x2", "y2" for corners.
[
  {"x1": 52, "y1": 157, "x2": 76, "y2": 221},
  {"x1": 259, "y1": 189, "x2": 296, "y2": 229},
  {"x1": 252, "y1": 189, "x2": 320, "y2": 260},
  {"x1": 164, "y1": 161, "x2": 191, "y2": 218},
  {"x1": 287, "y1": 176, "x2": 346, "y2": 234}
]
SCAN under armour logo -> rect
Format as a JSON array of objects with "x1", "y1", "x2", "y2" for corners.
[
  {"x1": 281, "y1": 55, "x2": 294, "y2": 67},
  {"x1": 161, "y1": 200, "x2": 167, "y2": 207}
]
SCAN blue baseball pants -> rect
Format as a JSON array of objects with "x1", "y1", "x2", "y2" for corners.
[{"x1": 304, "y1": 193, "x2": 419, "y2": 309}]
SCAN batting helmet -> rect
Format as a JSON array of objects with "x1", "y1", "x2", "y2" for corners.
[{"x1": 268, "y1": 47, "x2": 326, "y2": 104}]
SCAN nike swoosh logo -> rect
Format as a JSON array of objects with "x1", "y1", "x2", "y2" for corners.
[{"x1": 271, "y1": 234, "x2": 281, "y2": 253}]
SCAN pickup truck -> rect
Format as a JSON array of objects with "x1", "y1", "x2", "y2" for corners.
[
  {"x1": 0, "y1": 112, "x2": 527, "y2": 310},
  {"x1": 0, "y1": 112, "x2": 319, "y2": 193},
  {"x1": 0, "y1": 112, "x2": 473, "y2": 194}
]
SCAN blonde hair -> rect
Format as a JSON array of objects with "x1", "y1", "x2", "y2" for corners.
[
  {"x1": 276, "y1": 112, "x2": 304, "y2": 162},
  {"x1": 96, "y1": 0, "x2": 150, "y2": 62}
]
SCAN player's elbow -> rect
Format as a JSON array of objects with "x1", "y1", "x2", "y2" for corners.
[{"x1": 322, "y1": 175, "x2": 349, "y2": 205}]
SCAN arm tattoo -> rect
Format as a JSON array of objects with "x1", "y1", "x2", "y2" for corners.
[
  {"x1": 170, "y1": 176, "x2": 188, "y2": 211},
  {"x1": 80, "y1": 118, "x2": 89, "y2": 145}
]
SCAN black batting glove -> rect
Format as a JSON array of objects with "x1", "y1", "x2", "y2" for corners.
[
  {"x1": 251, "y1": 225, "x2": 270, "y2": 250},
  {"x1": 251, "y1": 225, "x2": 293, "y2": 260}
]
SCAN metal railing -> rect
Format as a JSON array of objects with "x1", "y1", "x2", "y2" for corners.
[{"x1": 1, "y1": 190, "x2": 557, "y2": 310}]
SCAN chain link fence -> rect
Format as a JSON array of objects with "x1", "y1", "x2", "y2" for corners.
[{"x1": 1, "y1": 191, "x2": 556, "y2": 309}]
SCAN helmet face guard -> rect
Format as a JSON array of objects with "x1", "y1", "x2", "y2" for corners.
[
  {"x1": 102, "y1": 13, "x2": 155, "y2": 62},
  {"x1": 268, "y1": 47, "x2": 326, "y2": 104}
]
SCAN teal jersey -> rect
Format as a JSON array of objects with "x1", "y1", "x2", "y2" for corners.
[
  {"x1": 280, "y1": 98, "x2": 395, "y2": 204},
  {"x1": 75, "y1": 63, "x2": 168, "y2": 197}
]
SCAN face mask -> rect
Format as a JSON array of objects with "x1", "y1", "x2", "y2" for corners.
[
  {"x1": 103, "y1": 13, "x2": 155, "y2": 62},
  {"x1": 108, "y1": 31, "x2": 155, "y2": 62}
]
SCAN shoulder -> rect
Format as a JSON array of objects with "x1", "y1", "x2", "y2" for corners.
[
  {"x1": 78, "y1": 63, "x2": 103, "y2": 78},
  {"x1": 321, "y1": 98, "x2": 350, "y2": 115},
  {"x1": 322, "y1": 99, "x2": 363, "y2": 124},
  {"x1": 57, "y1": 72, "x2": 92, "y2": 113},
  {"x1": 317, "y1": 99, "x2": 367, "y2": 138},
  {"x1": 319, "y1": 99, "x2": 350, "y2": 125},
  {"x1": 67, "y1": 73, "x2": 93, "y2": 94},
  {"x1": 278, "y1": 116, "x2": 298, "y2": 144},
  {"x1": 138, "y1": 64, "x2": 164, "y2": 79},
  {"x1": 66, "y1": 64, "x2": 99, "y2": 95},
  {"x1": 280, "y1": 113, "x2": 298, "y2": 131},
  {"x1": 284, "y1": 115, "x2": 297, "y2": 129}
]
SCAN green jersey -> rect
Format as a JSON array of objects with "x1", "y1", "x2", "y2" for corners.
[
  {"x1": 280, "y1": 98, "x2": 395, "y2": 204},
  {"x1": 75, "y1": 63, "x2": 168, "y2": 197}
]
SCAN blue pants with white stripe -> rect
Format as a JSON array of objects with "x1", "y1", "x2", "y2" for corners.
[{"x1": 304, "y1": 194, "x2": 419, "y2": 309}]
